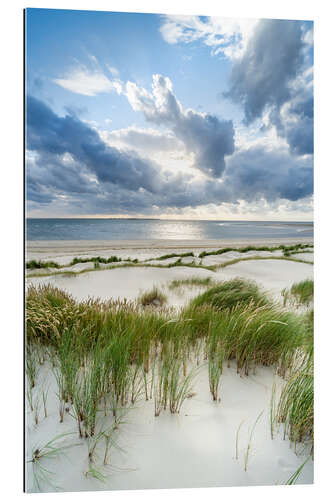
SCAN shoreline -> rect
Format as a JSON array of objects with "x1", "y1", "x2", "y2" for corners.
[{"x1": 26, "y1": 237, "x2": 314, "y2": 255}]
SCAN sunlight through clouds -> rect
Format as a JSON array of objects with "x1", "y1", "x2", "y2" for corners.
[{"x1": 54, "y1": 66, "x2": 122, "y2": 96}]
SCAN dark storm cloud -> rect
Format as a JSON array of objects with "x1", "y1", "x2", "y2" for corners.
[
  {"x1": 226, "y1": 19, "x2": 306, "y2": 123},
  {"x1": 280, "y1": 89, "x2": 314, "y2": 156},
  {"x1": 26, "y1": 97, "x2": 313, "y2": 215},
  {"x1": 223, "y1": 146, "x2": 313, "y2": 202},
  {"x1": 26, "y1": 96, "x2": 163, "y2": 194},
  {"x1": 26, "y1": 177, "x2": 55, "y2": 205},
  {"x1": 225, "y1": 19, "x2": 313, "y2": 156},
  {"x1": 27, "y1": 152, "x2": 98, "y2": 200},
  {"x1": 126, "y1": 75, "x2": 235, "y2": 177}
]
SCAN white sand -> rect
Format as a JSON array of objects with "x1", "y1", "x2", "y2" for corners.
[
  {"x1": 26, "y1": 238, "x2": 313, "y2": 266},
  {"x1": 27, "y1": 266, "x2": 214, "y2": 308},
  {"x1": 27, "y1": 259, "x2": 313, "y2": 307},
  {"x1": 289, "y1": 252, "x2": 314, "y2": 263},
  {"x1": 215, "y1": 259, "x2": 313, "y2": 303},
  {"x1": 25, "y1": 239, "x2": 314, "y2": 492},
  {"x1": 25, "y1": 360, "x2": 313, "y2": 493}
]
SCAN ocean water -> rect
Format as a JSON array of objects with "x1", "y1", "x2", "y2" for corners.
[{"x1": 26, "y1": 219, "x2": 314, "y2": 241}]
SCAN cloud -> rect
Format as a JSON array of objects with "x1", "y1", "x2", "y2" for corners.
[
  {"x1": 100, "y1": 126, "x2": 184, "y2": 154},
  {"x1": 224, "y1": 19, "x2": 313, "y2": 155},
  {"x1": 27, "y1": 96, "x2": 164, "y2": 194},
  {"x1": 160, "y1": 15, "x2": 257, "y2": 59},
  {"x1": 160, "y1": 17, "x2": 313, "y2": 157},
  {"x1": 53, "y1": 66, "x2": 122, "y2": 96},
  {"x1": 126, "y1": 74, "x2": 235, "y2": 177},
  {"x1": 106, "y1": 64, "x2": 119, "y2": 76},
  {"x1": 272, "y1": 75, "x2": 314, "y2": 156},
  {"x1": 26, "y1": 96, "x2": 313, "y2": 217},
  {"x1": 223, "y1": 144, "x2": 313, "y2": 202}
]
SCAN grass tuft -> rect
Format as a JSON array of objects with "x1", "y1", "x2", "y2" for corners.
[
  {"x1": 190, "y1": 278, "x2": 269, "y2": 311},
  {"x1": 138, "y1": 287, "x2": 167, "y2": 307},
  {"x1": 282, "y1": 279, "x2": 314, "y2": 307},
  {"x1": 26, "y1": 260, "x2": 60, "y2": 270},
  {"x1": 199, "y1": 243, "x2": 313, "y2": 259},
  {"x1": 168, "y1": 277, "x2": 215, "y2": 290}
]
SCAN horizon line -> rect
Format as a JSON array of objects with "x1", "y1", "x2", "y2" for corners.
[{"x1": 26, "y1": 216, "x2": 314, "y2": 223}]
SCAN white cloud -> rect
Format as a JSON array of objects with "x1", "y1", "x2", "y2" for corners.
[
  {"x1": 53, "y1": 66, "x2": 123, "y2": 96},
  {"x1": 100, "y1": 125, "x2": 183, "y2": 154},
  {"x1": 234, "y1": 121, "x2": 288, "y2": 152},
  {"x1": 106, "y1": 64, "x2": 119, "y2": 76},
  {"x1": 125, "y1": 74, "x2": 235, "y2": 178},
  {"x1": 160, "y1": 15, "x2": 258, "y2": 59},
  {"x1": 87, "y1": 54, "x2": 98, "y2": 64},
  {"x1": 99, "y1": 125, "x2": 192, "y2": 177}
]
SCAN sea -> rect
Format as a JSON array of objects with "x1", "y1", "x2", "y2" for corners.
[{"x1": 26, "y1": 219, "x2": 314, "y2": 241}]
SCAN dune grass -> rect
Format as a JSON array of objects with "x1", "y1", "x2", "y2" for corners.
[
  {"x1": 26, "y1": 282, "x2": 310, "y2": 380},
  {"x1": 26, "y1": 242, "x2": 313, "y2": 277},
  {"x1": 190, "y1": 278, "x2": 269, "y2": 311},
  {"x1": 138, "y1": 287, "x2": 167, "y2": 307},
  {"x1": 27, "y1": 432, "x2": 80, "y2": 491},
  {"x1": 26, "y1": 252, "x2": 194, "y2": 271},
  {"x1": 26, "y1": 248, "x2": 313, "y2": 278},
  {"x1": 25, "y1": 280, "x2": 313, "y2": 485},
  {"x1": 26, "y1": 344, "x2": 38, "y2": 388},
  {"x1": 26, "y1": 259, "x2": 216, "y2": 278},
  {"x1": 275, "y1": 350, "x2": 314, "y2": 451},
  {"x1": 26, "y1": 254, "x2": 134, "y2": 271},
  {"x1": 285, "y1": 456, "x2": 311, "y2": 485},
  {"x1": 168, "y1": 276, "x2": 215, "y2": 290},
  {"x1": 70, "y1": 255, "x2": 123, "y2": 266},
  {"x1": 26, "y1": 259, "x2": 60, "y2": 270},
  {"x1": 198, "y1": 243, "x2": 313, "y2": 259},
  {"x1": 244, "y1": 411, "x2": 264, "y2": 472},
  {"x1": 282, "y1": 279, "x2": 314, "y2": 307},
  {"x1": 146, "y1": 251, "x2": 194, "y2": 261},
  {"x1": 273, "y1": 302, "x2": 314, "y2": 454}
]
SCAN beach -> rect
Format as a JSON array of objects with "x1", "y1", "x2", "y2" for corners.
[
  {"x1": 26, "y1": 238, "x2": 313, "y2": 304},
  {"x1": 26, "y1": 236, "x2": 313, "y2": 263},
  {"x1": 25, "y1": 238, "x2": 314, "y2": 492}
]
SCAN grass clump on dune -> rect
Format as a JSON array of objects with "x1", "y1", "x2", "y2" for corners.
[
  {"x1": 198, "y1": 243, "x2": 313, "y2": 259},
  {"x1": 152, "y1": 251, "x2": 194, "y2": 261},
  {"x1": 274, "y1": 307, "x2": 314, "y2": 453},
  {"x1": 282, "y1": 279, "x2": 314, "y2": 307},
  {"x1": 27, "y1": 432, "x2": 80, "y2": 491},
  {"x1": 153, "y1": 340, "x2": 197, "y2": 416},
  {"x1": 26, "y1": 285, "x2": 78, "y2": 345},
  {"x1": 276, "y1": 369, "x2": 314, "y2": 449},
  {"x1": 275, "y1": 354, "x2": 313, "y2": 452},
  {"x1": 168, "y1": 276, "x2": 215, "y2": 290},
  {"x1": 202, "y1": 302, "x2": 304, "y2": 378},
  {"x1": 190, "y1": 278, "x2": 269, "y2": 311},
  {"x1": 26, "y1": 260, "x2": 60, "y2": 270},
  {"x1": 290, "y1": 279, "x2": 314, "y2": 305},
  {"x1": 70, "y1": 255, "x2": 122, "y2": 266},
  {"x1": 138, "y1": 287, "x2": 167, "y2": 307}
]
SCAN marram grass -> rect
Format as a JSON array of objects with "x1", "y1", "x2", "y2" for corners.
[
  {"x1": 168, "y1": 276, "x2": 215, "y2": 290},
  {"x1": 138, "y1": 287, "x2": 167, "y2": 307},
  {"x1": 275, "y1": 358, "x2": 314, "y2": 450},
  {"x1": 282, "y1": 279, "x2": 314, "y2": 307},
  {"x1": 190, "y1": 278, "x2": 270, "y2": 311},
  {"x1": 25, "y1": 279, "x2": 314, "y2": 485}
]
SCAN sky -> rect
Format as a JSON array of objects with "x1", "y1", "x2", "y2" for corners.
[{"x1": 25, "y1": 9, "x2": 313, "y2": 220}]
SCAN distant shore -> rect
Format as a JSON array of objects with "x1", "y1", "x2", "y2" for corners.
[{"x1": 26, "y1": 237, "x2": 314, "y2": 256}]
